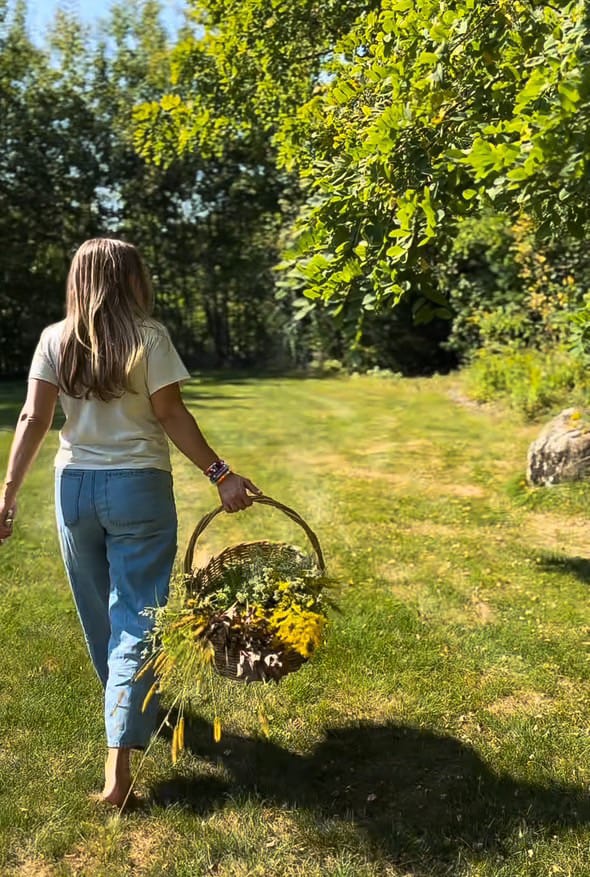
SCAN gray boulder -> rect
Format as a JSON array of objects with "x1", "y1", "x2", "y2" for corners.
[{"x1": 527, "y1": 408, "x2": 590, "y2": 486}]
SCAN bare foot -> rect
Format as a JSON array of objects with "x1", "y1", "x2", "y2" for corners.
[
  {"x1": 100, "y1": 784, "x2": 132, "y2": 807},
  {"x1": 102, "y1": 747, "x2": 132, "y2": 807},
  {"x1": 89, "y1": 790, "x2": 141, "y2": 811}
]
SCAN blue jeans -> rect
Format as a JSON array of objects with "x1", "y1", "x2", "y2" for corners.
[{"x1": 55, "y1": 468, "x2": 177, "y2": 748}]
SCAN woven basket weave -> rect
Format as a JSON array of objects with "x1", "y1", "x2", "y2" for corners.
[{"x1": 183, "y1": 495, "x2": 326, "y2": 683}]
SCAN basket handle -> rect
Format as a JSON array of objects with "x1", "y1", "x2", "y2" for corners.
[{"x1": 182, "y1": 494, "x2": 326, "y2": 576}]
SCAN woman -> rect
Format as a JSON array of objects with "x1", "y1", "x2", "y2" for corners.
[{"x1": 0, "y1": 238, "x2": 261, "y2": 806}]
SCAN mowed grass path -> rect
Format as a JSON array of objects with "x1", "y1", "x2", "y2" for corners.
[{"x1": 1, "y1": 373, "x2": 590, "y2": 877}]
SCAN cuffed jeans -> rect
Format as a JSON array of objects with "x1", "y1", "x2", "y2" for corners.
[{"x1": 55, "y1": 468, "x2": 177, "y2": 748}]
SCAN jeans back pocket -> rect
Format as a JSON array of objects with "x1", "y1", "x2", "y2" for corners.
[
  {"x1": 57, "y1": 471, "x2": 84, "y2": 527},
  {"x1": 105, "y1": 469, "x2": 174, "y2": 528}
]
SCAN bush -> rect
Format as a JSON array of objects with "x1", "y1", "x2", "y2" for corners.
[
  {"x1": 441, "y1": 212, "x2": 521, "y2": 360},
  {"x1": 466, "y1": 346, "x2": 590, "y2": 419},
  {"x1": 442, "y1": 212, "x2": 590, "y2": 361}
]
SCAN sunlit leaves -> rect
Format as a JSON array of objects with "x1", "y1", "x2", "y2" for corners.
[
  {"x1": 136, "y1": 0, "x2": 590, "y2": 319},
  {"x1": 273, "y1": 0, "x2": 589, "y2": 311}
]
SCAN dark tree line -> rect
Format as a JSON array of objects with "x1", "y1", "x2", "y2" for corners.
[
  {"x1": 0, "y1": 0, "x2": 459, "y2": 379},
  {"x1": 0, "y1": 0, "x2": 292, "y2": 376}
]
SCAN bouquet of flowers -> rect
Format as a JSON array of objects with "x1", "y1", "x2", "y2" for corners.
[{"x1": 137, "y1": 496, "x2": 333, "y2": 759}]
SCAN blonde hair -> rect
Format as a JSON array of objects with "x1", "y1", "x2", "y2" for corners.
[{"x1": 59, "y1": 238, "x2": 154, "y2": 401}]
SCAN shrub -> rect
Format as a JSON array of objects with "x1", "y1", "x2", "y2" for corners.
[
  {"x1": 442, "y1": 212, "x2": 590, "y2": 361},
  {"x1": 466, "y1": 346, "x2": 590, "y2": 419}
]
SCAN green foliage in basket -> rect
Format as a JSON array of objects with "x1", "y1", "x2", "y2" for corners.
[
  {"x1": 138, "y1": 547, "x2": 335, "y2": 755},
  {"x1": 193, "y1": 546, "x2": 331, "y2": 617}
]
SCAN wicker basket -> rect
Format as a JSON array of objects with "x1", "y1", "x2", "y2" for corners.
[{"x1": 182, "y1": 495, "x2": 326, "y2": 684}]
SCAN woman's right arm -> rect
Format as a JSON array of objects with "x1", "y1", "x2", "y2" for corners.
[
  {"x1": 150, "y1": 382, "x2": 261, "y2": 512},
  {"x1": 1, "y1": 378, "x2": 57, "y2": 541}
]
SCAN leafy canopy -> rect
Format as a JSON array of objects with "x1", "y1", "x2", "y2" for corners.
[{"x1": 135, "y1": 0, "x2": 590, "y2": 324}]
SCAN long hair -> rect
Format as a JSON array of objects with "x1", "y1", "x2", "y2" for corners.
[{"x1": 59, "y1": 238, "x2": 154, "y2": 401}]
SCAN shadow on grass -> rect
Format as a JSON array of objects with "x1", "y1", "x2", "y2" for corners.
[
  {"x1": 0, "y1": 368, "x2": 321, "y2": 426},
  {"x1": 0, "y1": 381, "x2": 66, "y2": 431},
  {"x1": 190, "y1": 369, "x2": 323, "y2": 385},
  {"x1": 180, "y1": 388, "x2": 250, "y2": 410},
  {"x1": 152, "y1": 716, "x2": 590, "y2": 874},
  {"x1": 536, "y1": 554, "x2": 590, "y2": 585},
  {"x1": 0, "y1": 381, "x2": 25, "y2": 429}
]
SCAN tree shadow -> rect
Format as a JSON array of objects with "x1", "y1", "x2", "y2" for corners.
[
  {"x1": 0, "y1": 381, "x2": 26, "y2": 429},
  {"x1": 152, "y1": 716, "x2": 590, "y2": 874},
  {"x1": 535, "y1": 554, "x2": 590, "y2": 585},
  {"x1": 191, "y1": 369, "x2": 313, "y2": 385},
  {"x1": 0, "y1": 369, "x2": 315, "y2": 426},
  {"x1": 0, "y1": 381, "x2": 66, "y2": 430},
  {"x1": 179, "y1": 387, "x2": 249, "y2": 409}
]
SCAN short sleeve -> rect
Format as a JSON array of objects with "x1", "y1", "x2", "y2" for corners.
[
  {"x1": 145, "y1": 326, "x2": 191, "y2": 395},
  {"x1": 28, "y1": 328, "x2": 58, "y2": 386}
]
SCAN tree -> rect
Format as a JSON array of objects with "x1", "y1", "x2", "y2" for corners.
[
  {"x1": 0, "y1": 3, "x2": 105, "y2": 374},
  {"x1": 94, "y1": 0, "x2": 289, "y2": 367},
  {"x1": 0, "y1": 0, "x2": 289, "y2": 374},
  {"x1": 135, "y1": 0, "x2": 590, "y2": 331}
]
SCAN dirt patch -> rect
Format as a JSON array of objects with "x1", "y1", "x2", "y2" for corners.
[
  {"x1": 339, "y1": 467, "x2": 427, "y2": 487},
  {"x1": 398, "y1": 520, "x2": 486, "y2": 540},
  {"x1": 55, "y1": 822, "x2": 180, "y2": 877},
  {"x1": 446, "y1": 483, "x2": 486, "y2": 498},
  {"x1": 291, "y1": 450, "x2": 350, "y2": 470},
  {"x1": 12, "y1": 864, "x2": 58, "y2": 877},
  {"x1": 525, "y1": 512, "x2": 590, "y2": 558},
  {"x1": 447, "y1": 387, "x2": 486, "y2": 411},
  {"x1": 318, "y1": 463, "x2": 486, "y2": 501},
  {"x1": 378, "y1": 562, "x2": 415, "y2": 587},
  {"x1": 446, "y1": 386, "x2": 507, "y2": 420},
  {"x1": 486, "y1": 690, "x2": 552, "y2": 717},
  {"x1": 471, "y1": 598, "x2": 496, "y2": 624},
  {"x1": 433, "y1": 596, "x2": 499, "y2": 627},
  {"x1": 378, "y1": 569, "x2": 498, "y2": 627},
  {"x1": 365, "y1": 440, "x2": 399, "y2": 455},
  {"x1": 286, "y1": 447, "x2": 488, "y2": 501},
  {"x1": 363, "y1": 437, "x2": 441, "y2": 458},
  {"x1": 58, "y1": 846, "x2": 96, "y2": 876},
  {"x1": 127, "y1": 825, "x2": 181, "y2": 873}
]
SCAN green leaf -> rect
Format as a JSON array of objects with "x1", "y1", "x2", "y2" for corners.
[
  {"x1": 506, "y1": 167, "x2": 530, "y2": 182},
  {"x1": 386, "y1": 244, "x2": 408, "y2": 260},
  {"x1": 293, "y1": 299, "x2": 317, "y2": 320},
  {"x1": 388, "y1": 229, "x2": 413, "y2": 239},
  {"x1": 558, "y1": 80, "x2": 580, "y2": 105},
  {"x1": 354, "y1": 240, "x2": 369, "y2": 260}
]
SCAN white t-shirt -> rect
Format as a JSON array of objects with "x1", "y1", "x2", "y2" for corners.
[{"x1": 29, "y1": 319, "x2": 191, "y2": 471}]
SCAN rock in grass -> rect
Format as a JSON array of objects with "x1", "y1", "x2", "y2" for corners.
[{"x1": 527, "y1": 408, "x2": 590, "y2": 486}]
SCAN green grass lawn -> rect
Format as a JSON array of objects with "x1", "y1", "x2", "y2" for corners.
[{"x1": 1, "y1": 372, "x2": 590, "y2": 876}]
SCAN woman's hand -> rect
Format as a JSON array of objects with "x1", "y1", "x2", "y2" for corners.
[
  {"x1": 217, "y1": 472, "x2": 262, "y2": 513},
  {"x1": 0, "y1": 499, "x2": 17, "y2": 545}
]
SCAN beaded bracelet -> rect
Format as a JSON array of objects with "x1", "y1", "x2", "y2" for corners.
[
  {"x1": 215, "y1": 469, "x2": 231, "y2": 486},
  {"x1": 211, "y1": 464, "x2": 230, "y2": 484},
  {"x1": 205, "y1": 460, "x2": 226, "y2": 479},
  {"x1": 204, "y1": 460, "x2": 231, "y2": 485}
]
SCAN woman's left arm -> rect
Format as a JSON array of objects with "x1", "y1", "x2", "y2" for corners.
[{"x1": 0, "y1": 379, "x2": 58, "y2": 542}]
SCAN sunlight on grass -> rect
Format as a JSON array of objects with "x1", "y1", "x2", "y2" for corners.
[{"x1": 1, "y1": 373, "x2": 589, "y2": 876}]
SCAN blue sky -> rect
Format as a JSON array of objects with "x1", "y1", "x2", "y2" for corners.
[{"x1": 26, "y1": 0, "x2": 186, "y2": 43}]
